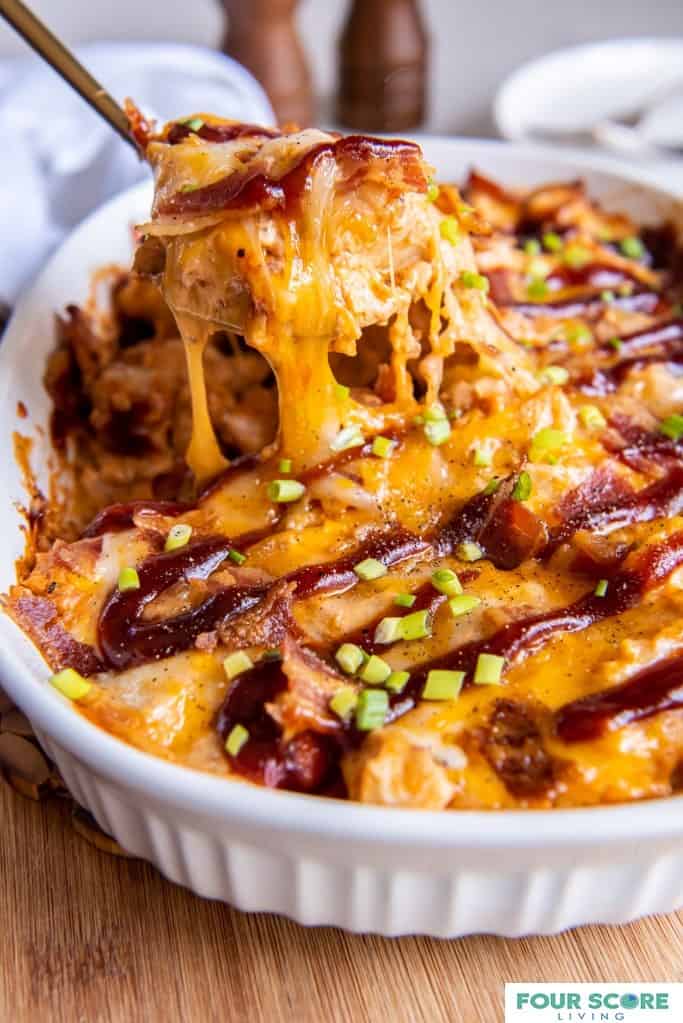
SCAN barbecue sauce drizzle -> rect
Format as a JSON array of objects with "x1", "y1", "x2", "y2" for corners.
[
  {"x1": 158, "y1": 134, "x2": 427, "y2": 218},
  {"x1": 556, "y1": 653, "x2": 683, "y2": 742},
  {"x1": 98, "y1": 529, "x2": 429, "y2": 671},
  {"x1": 216, "y1": 528, "x2": 683, "y2": 789},
  {"x1": 91, "y1": 410, "x2": 683, "y2": 790}
]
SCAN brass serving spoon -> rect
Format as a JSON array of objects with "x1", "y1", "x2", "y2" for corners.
[{"x1": 0, "y1": 0, "x2": 136, "y2": 150}]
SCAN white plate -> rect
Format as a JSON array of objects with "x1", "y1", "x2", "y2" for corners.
[
  {"x1": 495, "y1": 38, "x2": 683, "y2": 141},
  {"x1": 494, "y1": 39, "x2": 683, "y2": 198},
  {"x1": 2, "y1": 139, "x2": 683, "y2": 938}
]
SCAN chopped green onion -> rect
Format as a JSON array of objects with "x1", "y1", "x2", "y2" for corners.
[
  {"x1": 563, "y1": 243, "x2": 590, "y2": 269},
  {"x1": 385, "y1": 670, "x2": 410, "y2": 694},
  {"x1": 263, "y1": 649, "x2": 282, "y2": 661},
  {"x1": 440, "y1": 216, "x2": 461, "y2": 245},
  {"x1": 360, "y1": 654, "x2": 392, "y2": 685},
  {"x1": 530, "y1": 428, "x2": 567, "y2": 461},
  {"x1": 458, "y1": 202, "x2": 475, "y2": 216},
  {"x1": 355, "y1": 688, "x2": 389, "y2": 731},
  {"x1": 473, "y1": 652, "x2": 505, "y2": 685},
  {"x1": 354, "y1": 557, "x2": 387, "y2": 581},
  {"x1": 563, "y1": 322, "x2": 592, "y2": 347},
  {"x1": 660, "y1": 414, "x2": 683, "y2": 441},
  {"x1": 473, "y1": 446, "x2": 492, "y2": 467},
  {"x1": 117, "y1": 566, "x2": 140, "y2": 591},
  {"x1": 330, "y1": 686, "x2": 359, "y2": 721},
  {"x1": 334, "y1": 382, "x2": 350, "y2": 400},
  {"x1": 427, "y1": 180, "x2": 440, "y2": 202},
  {"x1": 424, "y1": 403, "x2": 447, "y2": 422},
  {"x1": 267, "y1": 479, "x2": 305, "y2": 503},
  {"x1": 524, "y1": 239, "x2": 541, "y2": 256},
  {"x1": 601, "y1": 289, "x2": 615, "y2": 304},
  {"x1": 394, "y1": 592, "x2": 416, "y2": 608},
  {"x1": 618, "y1": 282, "x2": 633, "y2": 297},
  {"x1": 542, "y1": 231, "x2": 563, "y2": 253},
  {"x1": 399, "y1": 609, "x2": 431, "y2": 641},
  {"x1": 578, "y1": 405, "x2": 607, "y2": 430},
  {"x1": 413, "y1": 414, "x2": 425, "y2": 426},
  {"x1": 528, "y1": 258, "x2": 549, "y2": 280},
  {"x1": 482, "y1": 477, "x2": 501, "y2": 496},
  {"x1": 608, "y1": 336, "x2": 623, "y2": 352},
  {"x1": 183, "y1": 116, "x2": 204, "y2": 131},
  {"x1": 374, "y1": 617, "x2": 403, "y2": 645},
  {"x1": 540, "y1": 365, "x2": 569, "y2": 386},
  {"x1": 223, "y1": 651, "x2": 254, "y2": 680},
  {"x1": 511, "y1": 470, "x2": 532, "y2": 501},
  {"x1": 594, "y1": 579, "x2": 609, "y2": 598},
  {"x1": 526, "y1": 276, "x2": 549, "y2": 300},
  {"x1": 228, "y1": 548, "x2": 247, "y2": 565},
  {"x1": 620, "y1": 236, "x2": 644, "y2": 260},
  {"x1": 165, "y1": 523, "x2": 192, "y2": 551},
  {"x1": 372, "y1": 435, "x2": 395, "y2": 458},
  {"x1": 460, "y1": 270, "x2": 489, "y2": 293},
  {"x1": 278, "y1": 458, "x2": 292, "y2": 474},
  {"x1": 456, "y1": 541, "x2": 483, "y2": 562},
  {"x1": 449, "y1": 593, "x2": 481, "y2": 617},
  {"x1": 330, "y1": 425, "x2": 364, "y2": 452},
  {"x1": 424, "y1": 419, "x2": 451, "y2": 447},
  {"x1": 335, "y1": 643, "x2": 365, "y2": 675},
  {"x1": 49, "y1": 667, "x2": 91, "y2": 701},
  {"x1": 431, "y1": 568, "x2": 463, "y2": 597},
  {"x1": 423, "y1": 669, "x2": 465, "y2": 701},
  {"x1": 225, "y1": 724, "x2": 249, "y2": 757}
]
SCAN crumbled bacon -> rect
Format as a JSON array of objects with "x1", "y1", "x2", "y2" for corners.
[{"x1": 479, "y1": 698, "x2": 560, "y2": 798}]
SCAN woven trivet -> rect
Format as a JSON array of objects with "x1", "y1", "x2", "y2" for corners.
[{"x1": 0, "y1": 685, "x2": 135, "y2": 858}]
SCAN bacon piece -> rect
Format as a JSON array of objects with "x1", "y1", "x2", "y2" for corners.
[
  {"x1": 508, "y1": 290, "x2": 660, "y2": 321},
  {"x1": 6, "y1": 595, "x2": 102, "y2": 676},
  {"x1": 479, "y1": 698, "x2": 560, "y2": 798},
  {"x1": 605, "y1": 415, "x2": 683, "y2": 472},
  {"x1": 166, "y1": 121, "x2": 280, "y2": 146},
  {"x1": 546, "y1": 466, "x2": 683, "y2": 555},
  {"x1": 82, "y1": 500, "x2": 191, "y2": 538},
  {"x1": 435, "y1": 475, "x2": 547, "y2": 570},
  {"x1": 159, "y1": 134, "x2": 427, "y2": 217},
  {"x1": 98, "y1": 537, "x2": 264, "y2": 668},
  {"x1": 215, "y1": 656, "x2": 341, "y2": 792},
  {"x1": 124, "y1": 98, "x2": 154, "y2": 150},
  {"x1": 272, "y1": 634, "x2": 352, "y2": 739},
  {"x1": 217, "y1": 580, "x2": 294, "y2": 651}
]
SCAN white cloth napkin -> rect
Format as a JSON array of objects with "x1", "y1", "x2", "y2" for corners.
[{"x1": 0, "y1": 42, "x2": 274, "y2": 303}]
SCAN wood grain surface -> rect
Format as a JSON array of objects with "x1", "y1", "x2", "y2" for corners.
[{"x1": 2, "y1": 782, "x2": 681, "y2": 1023}]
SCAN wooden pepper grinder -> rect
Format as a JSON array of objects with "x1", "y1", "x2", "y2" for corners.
[
  {"x1": 221, "y1": 0, "x2": 313, "y2": 126},
  {"x1": 336, "y1": 0, "x2": 429, "y2": 132}
]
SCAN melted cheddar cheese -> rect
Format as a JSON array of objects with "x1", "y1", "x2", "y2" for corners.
[
  {"x1": 7, "y1": 116, "x2": 683, "y2": 811},
  {"x1": 137, "y1": 119, "x2": 535, "y2": 477}
]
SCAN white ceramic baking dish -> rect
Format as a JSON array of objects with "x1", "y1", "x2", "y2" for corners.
[{"x1": 1, "y1": 139, "x2": 682, "y2": 938}]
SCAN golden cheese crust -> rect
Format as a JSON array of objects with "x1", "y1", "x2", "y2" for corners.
[{"x1": 7, "y1": 116, "x2": 683, "y2": 810}]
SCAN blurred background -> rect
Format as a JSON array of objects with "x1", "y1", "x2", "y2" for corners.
[
  {"x1": 2, "y1": 0, "x2": 683, "y2": 300},
  {"x1": 2, "y1": 0, "x2": 683, "y2": 132}
]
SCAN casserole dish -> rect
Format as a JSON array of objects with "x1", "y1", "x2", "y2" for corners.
[{"x1": 1, "y1": 138, "x2": 682, "y2": 937}]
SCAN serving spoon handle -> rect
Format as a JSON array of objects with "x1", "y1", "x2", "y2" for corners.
[{"x1": 0, "y1": 0, "x2": 136, "y2": 150}]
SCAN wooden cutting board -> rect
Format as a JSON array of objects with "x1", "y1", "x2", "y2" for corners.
[{"x1": 1, "y1": 783, "x2": 682, "y2": 1023}]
